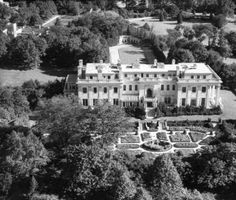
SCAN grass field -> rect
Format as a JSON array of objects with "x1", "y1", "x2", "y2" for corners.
[
  {"x1": 118, "y1": 45, "x2": 155, "y2": 64},
  {"x1": 0, "y1": 68, "x2": 66, "y2": 87}
]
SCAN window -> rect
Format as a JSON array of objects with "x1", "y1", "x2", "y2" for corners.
[
  {"x1": 115, "y1": 74, "x2": 119, "y2": 79},
  {"x1": 125, "y1": 74, "x2": 127, "y2": 78},
  {"x1": 181, "y1": 98, "x2": 186, "y2": 106},
  {"x1": 167, "y1": 85, "x2": 170, "y2": 91},
  {"x1": 162, "y1": 74, "x2": 165, "y2": 77},
  {"x1": 146, "y1": 74, "x2": 149, "y2": 78},
  {"x1": 141, "y1": 73, "x2": 144, "y2": 78},
  {"x1": 134, "y1": 74, "x2": 137, "y2": 77},
  {"x1": 164, "y1": 97, "x2": 171, "y2": 104},
  {"x1": 154, "y1": 74, "x2": 157, "y2": 78},
  {"x1": 201, "y1": 98, "x2": 206, "y2": 107},
  {"x1": 123, "y1": 85, "x2": 126, "y2": 91},
  {"x1": 203, "y1": 75, "x2": 206, "y2": 79},
  {"x1": 129, "y1": 85, "x2": 132, "y2": 91},
  {"x1": 135, "y1": 85, "x2": 138, "y2": 91},
  {"x1": 197, "y1": 75, "x2": 200, "y2": 79},
  {"x1": 90, "y1": 76, "x2": 93, "y2": 79},
  {"x1": 82, "y1": 87, "x2": 87, "y2": 93},
  {"x1": 83, "y1": 99, "x2": 88, "y2": 106},
  {"x1": 182, "y1": 87, "x2": 186, "y2": 93},
  {"x1": 113, "y1": 99, "x2": 119, "y2": 105},
  {"x1": 202, "y1": 87, "x2": 206, "y2": 93},
  {"x1": 192, "y1": 87, "x2": 196, "y2": 93},
  {"x1": 161, "y1": 85, "x2": 164, "y2": 91},
  {"x1": 93, "y1": 99, "x2": 98, "y2": 106},
  {"x1": 103, "y1": 87, "x2": 107, "y2": 93},
  {"x1": 172, "y1": 85, "x2": 175, "y2": 90},
  {"x1": 93, "y1": 87, "x2": 97, "y2": 93},
  {"x1": 108, "y1": 76, "x2": 111, "y2": 79},
  {"x1": 114, "y1": 87, "x2": 118, "y2": 93},
  {"x1": 123, "y1": 102, "x2": 126, "y2": 107},
  {"x1": 191, "y1": 75, "x2": 194, "y2": 79},
  {"x1": 191, "y1": 99, "x2": 197, "y2": 106}
]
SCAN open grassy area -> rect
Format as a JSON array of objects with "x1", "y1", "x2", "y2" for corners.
[
  {"x1": 118, "y1": 45, "x2": 155, "y2": 64},
  {"x1": 0, "y1": 68, "x2": 68, "y2": 87}
]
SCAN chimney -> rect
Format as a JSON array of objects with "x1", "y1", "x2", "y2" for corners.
[
  {"x1": 78, "y1": 59, "x2": 83, "y2": 77},
  {"x1": 176, "y1": 66, "x2": 180, "y2": 77},
  {"x1": 81, "y1": 65, "x2": 86, "y2": 79},
  {"x1": 172, "y1": 59, "x2": 176, "y2": 65}
]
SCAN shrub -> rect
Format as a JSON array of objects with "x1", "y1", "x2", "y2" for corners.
[
  {"x1": 212, "y1": 14, "x2": 227, "y2": 28},
  {"x1": 199, "y1": 137, "x2": 215, "y2": 145},
  {"x1": 189, "y1": 132, "x2": 206, "y2": 142},
  {"x1": 141, "y1": 132, "x2": 152, "y2": 142},
  {"x1": 117, "y1": 143, "x2": 140, "y2": 149},
  {"x1": 177, "y1": 12, "x2": 183, "y2": 24},
  {"x1": 174, "y1": 143, "x2": 198, "y2": 148},
  {"x1": 156, "y1": 132, "x2": 168, "y2": 141},
  {"x1": 142, "y1": 140, "x2": 171, "y2": 152},
  {"x1": 169, "y1": 132, "x2": 191, "y2": 142},
  {"x1": 120, "y1": 134, "x2": 140, "y2": 143}
]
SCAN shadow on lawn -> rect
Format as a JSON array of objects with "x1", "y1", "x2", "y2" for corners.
[{"x1": 40, "y1": 64, "x2": 76, "y2": 77}]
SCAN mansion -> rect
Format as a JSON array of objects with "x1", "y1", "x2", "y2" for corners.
[{"x1": 64, "y1": 59, "x2": 222, "y2": 110}]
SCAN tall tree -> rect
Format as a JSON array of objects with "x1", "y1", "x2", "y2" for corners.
[{"x1": 149, "y1": 154, "x2": 185, "y2": 200}]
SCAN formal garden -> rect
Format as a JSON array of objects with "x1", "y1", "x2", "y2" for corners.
[{"x1": 116, "y1": 119, "x2": 217, "y2": 155}]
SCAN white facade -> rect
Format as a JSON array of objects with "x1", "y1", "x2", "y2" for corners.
[{"x1": 64, "y1": 59, "x2": 222, "y2": 110}]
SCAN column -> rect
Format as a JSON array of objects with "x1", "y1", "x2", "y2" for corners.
[
  {"x1": 177, "y1": 87, "x2": 181, "y2": 107},
  {"x1": 196, "y1": 86, "x2": 200, "y2": 107},
  {"x1": 88, "y1": 86, "x2": 93, "y2": 106},
  {"x1": 206, "y1": 85, "x2": 210, "y2": 108},
  {"x1": 118, "y1": 85, "x2": 122, "y2": 106},
  {"x1": 186, "y1": 86, "x2": 191, "y2": 105},
  {"x1": 108, "y1": 86, "x2": 113, "y2": 104},
  {"x1": 77, "y1": 86, "x2": 82, "y2": 105},
  {"x1": 215, "y1": 85, "x2": 220, "y2": 106}
]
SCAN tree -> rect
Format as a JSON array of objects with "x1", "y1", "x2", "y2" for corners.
[
  {"x1": 31, "y1": 193, "x2": 60, "y2": 200},
  {"x1": 8, "y1": 35, "x2": 47, "y2": 69},
  {"x1": 216, "y1": 29, "x2": 232, "y2": 58},
  {"x1": 62, "y1": 144, "x2": 135, "y2": 200},
  {"x1": 37, "y1": 96, "x2": 130, "y2": 148},
  {"x1": 184, "y1": 40, "x2": 209, "y2": 62},
  {"x1": 225, "y1": 31, "x2": 236, "y2": 56},
  {"x1": 172, "y1": 48, "x2": 195, "y2": 63},
  {"x1": 177, "y1": 11, "x2": 183, "y2": 24},
  {"x1": 0, "y1": 3, "x2": 13, "y2": 20},
  {"x1": 212, "y1": 14, "x2": 227, "y2": 28},
  {"x1": 0, "y1": 33, "x2": 9, "y2": 58},
  {"x1": 35, "y1": 1, "x2": 58, "y2": 20},
  {"x1": 206, "y1": 50, "x2": 223, "y2": 73},
  {"x1": 149, "y1": 154, "x2": 185, "y2": 200},
  {"x1": 192, "y1": 143, "x2": 236, "y2": 190}
]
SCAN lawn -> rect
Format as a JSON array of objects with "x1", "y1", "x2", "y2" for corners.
[
  {"x1": 116, "y1": 143, "x2": 140, "y2": 149},
  {"x1": 118, "y1": 45, "x2": 155, "y2": 64},
  {"x1": 0, "y1": 68, "x2": 69, "y2": 87},
  {"x1": 169, "y1": 132, "x2": 191, "y2": 142},
  {"x1": 120, "y1": 134, "x2": 140, "y2": 143},
  {"x1": 189, "y1": 132, "x2": 206, "y2": 142}
]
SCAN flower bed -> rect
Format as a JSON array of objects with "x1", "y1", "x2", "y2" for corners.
[
  {"x1": 117, "y1": 143, "x2": 140, "y2": 150},
  {"x1": 169, "y1": 132, "x2": 190, "y2": 142},
  {"x1": 188, "y1": 126, "x2": 209, "y2": 133},
  {"x1": 147, "y1": 122, "x2": 158, "y2": 132},
  {"x1": 141, "y1": 132, "x2": 152, "y2": 142},
  {"x1": 156, "y1": 132, "x2": 168, "y2": 141},
  {"x1": 169, "y1": 127, "x2": 186, "y2": 131},
  {"x1": 174, "y1": 149, "x2": 195, "y2": 156},
  {"x1": 189, "y1": 132, "x2": 206, "y2": 142},
  {"x1": 142, "y1": 140, "x2": 172, "y2": 152},
  {"x1": 174, "y1": 142, "x2": 198, "y2": 148},
  {"x1": 120, "y1": 135, "x2": 140, "y2": 143}
]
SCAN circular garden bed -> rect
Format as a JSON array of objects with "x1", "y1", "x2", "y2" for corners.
[{"x1": 141, "y1": 140, "x2": 172, "y2": 152}]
